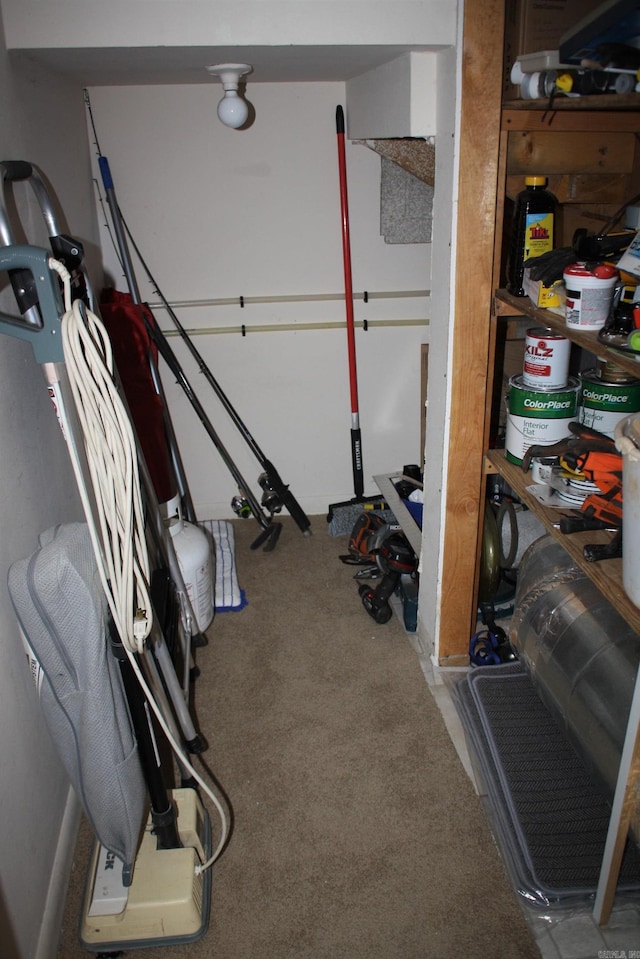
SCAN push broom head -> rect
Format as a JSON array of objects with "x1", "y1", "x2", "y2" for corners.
[{"x1": 327, "y1": 496, "x2": 394, "y2": 536}]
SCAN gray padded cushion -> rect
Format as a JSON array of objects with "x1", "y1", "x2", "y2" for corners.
[{"x1": 8, "y1": 522, "x2": 146, "y2": 876}]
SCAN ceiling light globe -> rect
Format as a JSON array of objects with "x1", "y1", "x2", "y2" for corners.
[{"x1": 217, "y1": 92, "x2": 249, "y2": 129}]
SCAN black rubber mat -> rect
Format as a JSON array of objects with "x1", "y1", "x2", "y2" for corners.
[{"x1": 452, "y1": 662, "x2": 640, "y2": 908}]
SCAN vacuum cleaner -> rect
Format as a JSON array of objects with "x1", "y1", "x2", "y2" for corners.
[{"x1": 0, "y1": 166, "x2": 227, "y2": 949}]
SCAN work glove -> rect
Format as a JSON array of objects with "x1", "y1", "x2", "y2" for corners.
[{"x1": 523, "y1": 247, "x2": 577, "y2": 286}]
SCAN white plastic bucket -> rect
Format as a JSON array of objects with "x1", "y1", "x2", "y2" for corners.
[
  {"x1": 614, "y1": 413, "x2": 640, "y2": 608},
  {"x1": 563, "y1": 262, "x2": 618, "y2": 331}
]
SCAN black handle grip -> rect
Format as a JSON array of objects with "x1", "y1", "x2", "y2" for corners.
[
  {"x1": 336, "y1": 105, "x2": 345, "y2": 135},
  {"x1": 9, "y1": 268, "x2": 39, "y2": 316},
  {"x1": 559, "y1": 516, "x2": 610, "y2": 534},
  {"x1": 583, "y1": 530, "x2": 622, "y2": 563},
  {"x1": 1, "y1": 160, "x2": 34, "y2": 182},
  {"x1": 263, "y1": 460, "x2": 311, "y2": 535}
]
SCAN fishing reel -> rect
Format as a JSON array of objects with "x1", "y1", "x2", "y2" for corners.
[
  {"x1": 230, "y1": 483, "x2": 284, "y2": 552},
  {"x1": 232, "y1": 473, "x2": 286, "y2": 520},
  {"x1": 358, "y1": 532, "x2": 418, "y2": 625},
  {"x1": 258, "y1": 472, "x2": 284, "y2": 516},
  {"x1": 230, "y1": 494, "x2": 252, "y2": 519}
]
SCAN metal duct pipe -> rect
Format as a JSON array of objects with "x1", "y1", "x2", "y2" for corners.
[{"x1": 509, "y1": 535, "x2": 640, "y2": 801}]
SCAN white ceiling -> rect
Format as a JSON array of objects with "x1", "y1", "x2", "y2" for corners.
[{"x1": 14, "y1": 43, "x2": 442, "y2": 87}]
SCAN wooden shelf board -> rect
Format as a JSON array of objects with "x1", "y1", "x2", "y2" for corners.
[
  {"x1": 486, "y1": 448, "x2": 640, "y2": 635},
  {"x1": 504, "y1": 95, "x2": 640, "y2": 110},
  {"x1": 503, "y1": 100, "x2": 640, "y2": 132},
  {"x1": 495, "y1": 290, "x2": 640, "y2": 381}
]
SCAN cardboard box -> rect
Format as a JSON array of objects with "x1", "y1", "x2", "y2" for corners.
[
  {"x1": 503, "y1": 0, "x2": 605, "y2": 99},
  {"x1": 616, "y1": 230, "x2": 640, "y2": 280},
  {"x1": 523, "y1": 268, "x2": 566, "y2": 308}
]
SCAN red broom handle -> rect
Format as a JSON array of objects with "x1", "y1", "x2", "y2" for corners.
[{"x1": 336, "y1": 105, "x2": 359, "y2": 418}]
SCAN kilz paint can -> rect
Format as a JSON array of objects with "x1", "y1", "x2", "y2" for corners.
[
  {"x1": 522, "y1": 327, "x2": 570, "y2": 390},
  {"x1": 579, "y1": 368, "x2": 640, "y2": 439},
  {"x1": 505, "y1": 374, "x2": 579, "y2": 466}
]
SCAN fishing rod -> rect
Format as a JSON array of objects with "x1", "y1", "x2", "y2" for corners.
[
  {"x1": 84, "y1": 89, "x2": 310, "y2": 548},
  {"x1": 122, "y1": 221, "x2": 311, "y2": 540},
  {"x1": 96, "y1": 153, "x2": 283, "y2": 552}
]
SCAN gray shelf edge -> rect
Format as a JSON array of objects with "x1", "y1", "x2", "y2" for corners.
[{"x1": 373, "y1": 473, "x2": 423, "y2": 555}]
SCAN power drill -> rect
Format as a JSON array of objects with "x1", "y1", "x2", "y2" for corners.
[{"x1": 358, "y1": 532, "x2": 418, "y2": 625}]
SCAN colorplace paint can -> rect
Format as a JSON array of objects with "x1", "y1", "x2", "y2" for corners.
[
  {"x1": 505, "y1": 374, "x2": 579, "y2": 466},
  {"x1": 563, "y1": 262, "x2": 618, "y2": 331},
  {"x1": 522, "y1": 327, "x2": 570, "y2": 390},
  {"x1": 579, "y1": 368, "x2": 640, "y2": 439}
]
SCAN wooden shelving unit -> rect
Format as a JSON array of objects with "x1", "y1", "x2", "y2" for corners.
[
  {"x1": 432, "y1": 0, "x2": 640, "y2": 924},
  {"x1": 485, "y1": 100, "x2": 640, "y2": 640},
  {"x1": 484, "y1": 99, "x2": 640, "y2": 926},
  {"x1": 490, "y1": 287, "x2": 640, "y2": 642}
]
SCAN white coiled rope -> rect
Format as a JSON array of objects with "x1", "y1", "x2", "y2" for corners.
[
  {"x1": 60, "y1": 278, "x2": 151, "y2": 654},
  {"x1": 53, "y1": 258, "x2": 228, "y2": 872}
]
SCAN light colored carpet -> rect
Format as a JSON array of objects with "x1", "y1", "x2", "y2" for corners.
[{"x1": 56, "y1": 516, "x2": 540, "y2": 958}]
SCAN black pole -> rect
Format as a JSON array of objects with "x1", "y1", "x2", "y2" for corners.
[
  {"x1": 122, "y1": 225, "x2": 311, "y2": 538},
  {"x1": 98, "y1": 155, "x2": 197, "y2": 524},
  {"x1": 98, "y1": 155, "x2": 283, "y2": 551},
  {"x1": 109, "y1": 624, "x2": 182, "y2": 851}
]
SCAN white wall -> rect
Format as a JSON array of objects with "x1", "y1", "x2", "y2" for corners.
[
  {"x1": 2, "y1": 0, "x2": 455, "y2": 52},
  {"x1": 87, "y1": 82, "x2": 432, "y2": 521},
  {"x1": 0, "y1": 20, "x2": 100, "y2": 959},
  {"x1": 346, "y1": 52, "x2": 438, "y2": 138}
]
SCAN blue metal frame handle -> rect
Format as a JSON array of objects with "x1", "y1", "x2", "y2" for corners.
[{"x1": 0, "y1": 245, "x2": 65, "y2": 363}]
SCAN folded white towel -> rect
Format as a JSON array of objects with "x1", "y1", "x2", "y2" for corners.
[{"x1": 200, "y1": 519, "x2": 247, "y2": 612}]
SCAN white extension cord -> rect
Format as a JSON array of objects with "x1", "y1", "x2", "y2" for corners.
[{"x1": 52, "y1": 258, "x2": 228, "y2": 873}]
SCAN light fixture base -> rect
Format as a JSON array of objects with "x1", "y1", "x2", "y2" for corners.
[{"x1": 206, "y1": 63, "x2": 253, "y2": 89}]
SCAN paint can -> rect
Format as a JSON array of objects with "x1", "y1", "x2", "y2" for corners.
[
  {"x1": 579, "y1": 367, "x2": 640, "y2": 439},
  {"x1": 505, "y1": 374, "x2": 579, "y2": 466},
  {"x1": 522, "y1": 327, "x2": 570, "y2": 389},
  {"x1": 563, "y1": 262, "x2": 619, "y2": 331}
]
